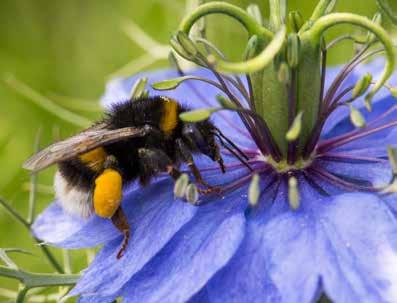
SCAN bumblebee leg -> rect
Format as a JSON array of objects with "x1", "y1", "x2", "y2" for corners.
[
  {"x1": 111, "y1": 207, "x2": 130, "y2": 259},
  {"x1": 166, "y1": 165, "x2": 182, "y2": 180},
  {"x1": 93, "y1": 157, "x2": 123, "y2": 218},
  {"x1": 137, "y1": 148, "x2": 176, "y2": 184},
  {"x1": 175, "y1": 139, "x2": 220, "y2": 194},
  {"x1": 93, "y1": 156, "x2": 129, "y2": 259}
]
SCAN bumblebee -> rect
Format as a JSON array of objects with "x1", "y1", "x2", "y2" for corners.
[{"x1": 24, "y1": 96, "x2": 249, "y2": 258}]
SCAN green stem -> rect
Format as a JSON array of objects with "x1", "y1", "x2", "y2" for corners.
[
  {"x1": 0, "y1": 266, "x2": 79, "y2": 288},
  {"x1": 215, "y1": 26, "x2": 287, "y2": 74},
  {"x1": 36, "y1": 242, "x2": 64, "y2": 274},
  {"x1": 16, "y1": 287, "x2": 29, "y2": 303},
  {"x1": 179, "y1": 1, "x2": 272, "y2": 39},
  {"x1": 0, "y1": 198, "x2": 30, "y2": 230},
  {"x1": 303, "y1": 13, "x2": 396, "y2": 100}
]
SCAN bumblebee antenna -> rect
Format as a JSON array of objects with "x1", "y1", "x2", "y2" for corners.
[
  {"x1": 213, "y1": 132, "x2": 253, "y2": 172},
  {"x1": 213, "y1": 128, "x2": 249, "y2": 161}
]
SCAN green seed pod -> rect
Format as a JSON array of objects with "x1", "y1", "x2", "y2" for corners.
[{"x1": 287, "y1": 34, "x2": 300, "y2": 68}]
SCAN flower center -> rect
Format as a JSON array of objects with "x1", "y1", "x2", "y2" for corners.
[
  {"x1": 257, "y1": 154, "x2": 313, "y2": 174},
  {"x1": 150, "y1": 0, "x2": 397, "y2": 207}
]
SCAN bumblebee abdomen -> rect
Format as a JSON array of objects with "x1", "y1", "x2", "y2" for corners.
[
  {"x1": 54, "y1": 171, "x2": 93, "y2": 218},
  {"x1": 159, "y1": 97, "x2": 180, "y2": 134},
  {"x1": 55, "y1": 148, "x2": 110, "y2": 218}
]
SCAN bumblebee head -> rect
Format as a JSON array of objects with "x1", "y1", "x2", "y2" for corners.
[{"x1": 181, "y1": 120, "x2": 225, "y2": 171}]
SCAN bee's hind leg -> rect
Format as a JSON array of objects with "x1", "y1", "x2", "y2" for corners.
[
  {"x1": 93, "y1": 155, "x2": 129, "y2": 259},
  {"x1": 111, "y1": 207, "x2": 130, "y2": 259}
]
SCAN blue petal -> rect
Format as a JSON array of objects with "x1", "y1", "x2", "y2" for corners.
[
  {"x1": 119, "y1": 190, "x2": 247, "y2": 303},
  {"x1": 77, "y1": 294, "x2": 115, "y2": 303},
  {"x1": 207, "y1": 179, "x2": 323, "y2": 303},
  {"x1": 68, "y1": 179, "x2": 197, "y2": 298},
  {"x1": 32, "y1": 202, "x2": 117, "y2": 248},
  {"x1": 317, "y1": 159, "x2": 391, "y2": 188},
  {"x1": 317, "y1": 193, "x2": 397, "y2": 302},
  {"x1": 207, "y1": 178, "x2": 397, "y2": 303},
  {"x1": 186, "y1": 288, "x2": 211, "y2": 303}
]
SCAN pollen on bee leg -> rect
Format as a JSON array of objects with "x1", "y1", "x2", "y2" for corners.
[{"x1": 93, "y1": 168, "x2": 122, "y2": 218}]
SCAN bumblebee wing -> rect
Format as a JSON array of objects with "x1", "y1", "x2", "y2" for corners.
[{"x1": 23, "y1": 125, "x2": 151, "y2": 172}]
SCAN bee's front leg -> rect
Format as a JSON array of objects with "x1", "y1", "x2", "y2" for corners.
[{"x1": 175, "y1": 139, "x2": 220, "y2": 194}]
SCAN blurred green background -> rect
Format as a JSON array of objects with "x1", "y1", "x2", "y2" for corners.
[{"x1": 0, "y1": 0, "x2": 395, "y2": 301}]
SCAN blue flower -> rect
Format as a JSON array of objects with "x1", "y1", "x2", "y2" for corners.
[{"x1": 32, "y1": 60, "x2": 397, "y2": 303}]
